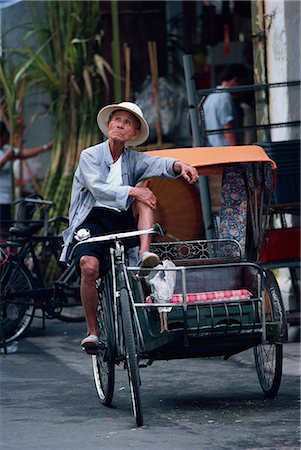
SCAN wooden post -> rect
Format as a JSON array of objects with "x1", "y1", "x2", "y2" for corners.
[
  {"x1": 124, "y1": 43, "x2": 131, "y2": 101},
  {"x1": 111, "y1": 0, "x2": 121, "y2": 102},
  {"x1": 251, "y1": 0, "x2": 271, "y2": 142}
]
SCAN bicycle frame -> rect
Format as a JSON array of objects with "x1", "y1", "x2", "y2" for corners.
[{"x1": 86, "y1": 226, "x2": 161, "y2": 426}]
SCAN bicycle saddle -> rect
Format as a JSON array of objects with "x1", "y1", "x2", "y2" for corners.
[{"x1": 9, "y1": 221, "x2": 44, "y2": 237}]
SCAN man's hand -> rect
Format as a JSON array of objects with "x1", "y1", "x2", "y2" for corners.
[
  {"x1": 129, "y1": 186, "x2": 157, "y2": 210},
  {"x1": 173, "y1": 160, "x2": 199, "y2": 184}
]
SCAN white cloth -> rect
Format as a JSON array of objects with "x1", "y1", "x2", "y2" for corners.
[
  {"x1": 147, "y1": 260, "x2": 177, "y2": 313},
  {"x1": 94, "y1": 156, "x2": 122, "y2": 211}
]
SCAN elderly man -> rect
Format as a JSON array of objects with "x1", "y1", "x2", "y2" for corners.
[{"x1": 60, "y1": 101, "x2": 198, "y2": 352}]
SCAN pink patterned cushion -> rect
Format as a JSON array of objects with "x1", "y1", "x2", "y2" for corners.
[{"x1": 170, "y1": 289, "x2": 252, "y2": 304}]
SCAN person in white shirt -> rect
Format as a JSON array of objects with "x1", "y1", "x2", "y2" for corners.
[{"x1": 203, "y1": 64, "x2": 248, "y2": 147}]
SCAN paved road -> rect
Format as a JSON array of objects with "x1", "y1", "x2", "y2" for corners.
[{"x1": 1, "y1": 319, "x2": 300, "y2": 450}]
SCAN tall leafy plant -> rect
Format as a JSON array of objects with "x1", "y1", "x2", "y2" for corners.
[{"x1": 22, "y1": 1, "x2": 112, "y2": 216}]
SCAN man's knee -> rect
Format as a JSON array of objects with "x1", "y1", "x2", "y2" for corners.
[{"x1": 79, "y1": 255, "x2": 99, "y2": 281}]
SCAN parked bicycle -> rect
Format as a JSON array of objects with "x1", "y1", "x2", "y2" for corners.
[
  {"x1": 70, "y1": 225, "x2": 162, "y2": 426},
  {"x1": 0, "y1": 197, "x2": 84, "y2": 348}
]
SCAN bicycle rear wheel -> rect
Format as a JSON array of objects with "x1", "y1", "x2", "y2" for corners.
[
  {"x1": 254, "y1": 270, "x2": 285, "y2": 397},
  {"x1": 92, "y1": 276, "x2": 115, "y2": 406},
  {"x1": 120, "y1": 287, "x2": 143, "y2": 427},
  {"x1": 0, "y1": 259, "x2": 35, "y2": 343},
  {"x1": 254, "y1": 342, "x2": 283, "y2": 397}
]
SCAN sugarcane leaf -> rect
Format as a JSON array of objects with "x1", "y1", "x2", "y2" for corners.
[
  {"x1": 0, "y1": 63, "x2": 12, "y2": 101},
  {"x1": 83, "y1": 67, "x2": 93, "y2": 100},
  {"x1": 94, "y1": 54, "x2": 114, "y2": 89},
  {"x1": 70, "y1": 75, "x2": 81, "y2": 96}
]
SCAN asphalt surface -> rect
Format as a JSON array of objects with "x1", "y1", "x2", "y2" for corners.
[{"x1": 1, "y1": 319, "x2": 300, "y2": 450}]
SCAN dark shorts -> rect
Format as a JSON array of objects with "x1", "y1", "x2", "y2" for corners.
[{"x1": 72, "y1": 207, "x2": 139, "y2": 275}]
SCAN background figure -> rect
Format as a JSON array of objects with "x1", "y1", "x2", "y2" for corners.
[
  {"x1": 0, "y1": 121, "x2": 52, "y2": 235},
  {"x1": 202, "y1": 64, "x2": 249, "y2": 147}
]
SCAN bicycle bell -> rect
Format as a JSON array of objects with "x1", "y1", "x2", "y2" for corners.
[{"x1": 74, "y1": 228, "x2": 91, "y2": 241}]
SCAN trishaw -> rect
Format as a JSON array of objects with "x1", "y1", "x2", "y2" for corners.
[{"x1": 73, "y1": 145, "x2": 287, "y2": 427}]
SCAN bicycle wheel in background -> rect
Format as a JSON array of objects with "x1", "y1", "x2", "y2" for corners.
[
  {"x1": 0, "y1": 259, "x2": 35, "y2": 343},
  {"x1": 120, "y1": 287, "x2": 143, "y2": 427},
  {"x1": 50, "y1": 263, "x2": 85, "y2": 323},
  {"x1": 254, "y1": 270, "x2": 285, "y2": 397},
  {"x1": 92, "y1": 275, "x2": 115, "y2": 406}
]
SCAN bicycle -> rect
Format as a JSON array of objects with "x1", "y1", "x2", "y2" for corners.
[
  {"x1": 70, "y1": 225, "x2": 162, "y2": 427},
  {"x1": 0, "y1": 197, "x2": 84, "y2": 349}
]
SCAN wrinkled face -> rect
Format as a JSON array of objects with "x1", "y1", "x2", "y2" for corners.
[{"x1": 107, "y1": 110, "x2": 140, "y2": 143}]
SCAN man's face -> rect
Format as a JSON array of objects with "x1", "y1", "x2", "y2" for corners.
[
  {"x1": 228, "y1": 76, "x2": 239, "y2": 87},
  {"x1": 108, "y1": 110, "x2": 140, "y2": 144}
]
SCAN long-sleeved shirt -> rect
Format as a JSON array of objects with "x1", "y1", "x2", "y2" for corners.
[{"x1": 60, "y1": 139, "x2": 178, "y2": 261}]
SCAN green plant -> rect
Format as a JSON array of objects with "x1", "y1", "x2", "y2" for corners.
[{"x1": 20, "y1": 1, "x2": 112, "y2": 216}]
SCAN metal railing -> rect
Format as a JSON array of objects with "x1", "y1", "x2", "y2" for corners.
[{"x1": 183, "y1": 54, "x2": 300, "y2": 146}]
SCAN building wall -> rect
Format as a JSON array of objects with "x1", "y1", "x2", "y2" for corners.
[{"x1": 265, "y1": 0, "x2": 300, "y2": 141}]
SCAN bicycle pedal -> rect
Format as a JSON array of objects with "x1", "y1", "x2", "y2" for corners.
[
  {"x1": 82, "y1": 346, "x2": 98, "y2": 356},
  {"x1": 91, "y1": 339, "x2": 110, "y2": 361}
]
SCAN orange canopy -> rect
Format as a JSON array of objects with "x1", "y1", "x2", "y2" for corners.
[{"x1": 147, "y1": 145, "x2": 276, "y2": 175}]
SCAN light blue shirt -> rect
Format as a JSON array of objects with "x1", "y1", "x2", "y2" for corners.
[
  {"x1": 60, "y1": 140, "x2": 178, "y2": 261},
  {"x1": 203, "y1": 88, "x2": 236, "y2": 147}
]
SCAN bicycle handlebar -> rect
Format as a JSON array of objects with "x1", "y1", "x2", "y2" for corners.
[
  {"x1": 76, "y1": 223, "x2": 163, "y2": 245},
  {"x1": 69, "y1": 223, "x2": 164, "y2": 260}
]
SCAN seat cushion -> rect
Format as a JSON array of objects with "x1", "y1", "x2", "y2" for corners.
[{"x1": 170, "y1": 289, "x2": 252, "y2": 303}]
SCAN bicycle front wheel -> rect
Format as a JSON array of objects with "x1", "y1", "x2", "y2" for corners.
[
  {"x1": 0, "y1": 259, "x2": 35, "y2": 343},
  {"x1": 120, "y1": 287, "x2": 143, "y2": 427},
  {"x1": 92, "y1": 276, "x2": 115, "y2": 406}
]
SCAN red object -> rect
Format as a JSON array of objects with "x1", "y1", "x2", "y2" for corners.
[
  {"x1": 145, "y1": 289, "x2": 252, "y2": 304},
  {"x1": 259, "y1": 227, "x2": 301, "y2": 263},
  {"x1": 223, "y1": 24, "x2": 231, "y2": 56},
  {"x1": 170, "y1": 289, "x2": 252, "y2": 303}
]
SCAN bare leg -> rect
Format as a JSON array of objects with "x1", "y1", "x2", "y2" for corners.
[
  {"x1": 133, "y1": 201, "x2": 155, "y2": 257},
  {"x1": 79, "y1": 255, "x2": 100, "y2": 336}
]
